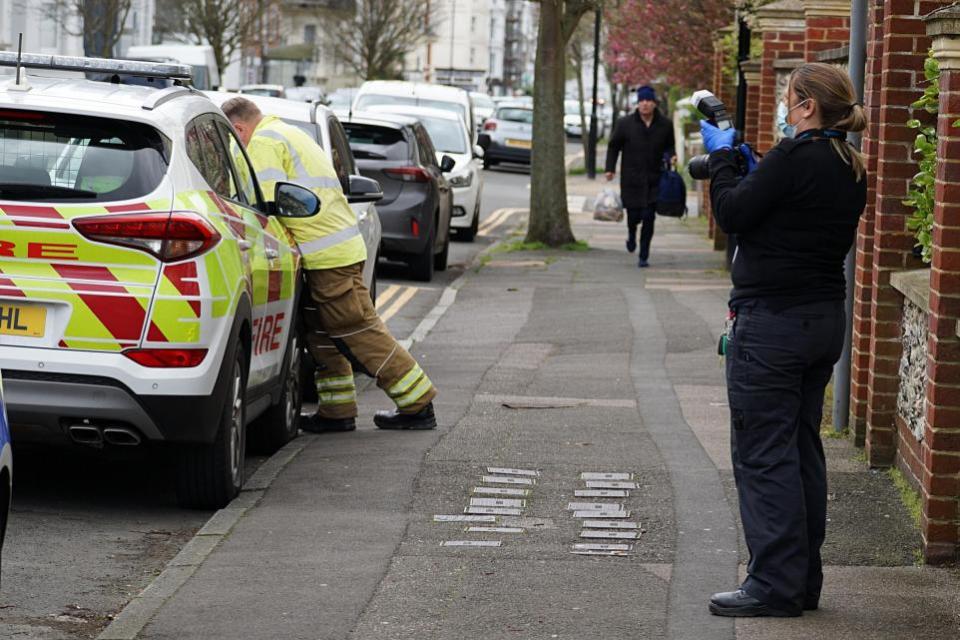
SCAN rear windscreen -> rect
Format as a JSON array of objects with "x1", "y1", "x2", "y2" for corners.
[
  {"x1": 497, "y1": 108, "x2": 533, "y2": 124},
  {"x1": 343, "y1": 123, "x2": 409, "y2": 161},
  {"x1": 354, "y1": 94, "x2": 466, "y2": 121},
  {"x1": 0, "y1": 109, "x2": 169, "y2": 202}
]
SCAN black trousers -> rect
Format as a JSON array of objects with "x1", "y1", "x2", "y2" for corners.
[
  {"x1": 626, "y1": 206, "x2": 656, "y2": 261},
  {"x1": 725, "y1": 299, "x2": 845, "y2": 615}
]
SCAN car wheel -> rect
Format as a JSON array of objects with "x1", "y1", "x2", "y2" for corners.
[
  {"x1": 176, "y1": 346, "x2": 247, "y2": 509},
  {"x1": 457, "y1": 201, "x2": 480, "y2": 242},
  {"x1": 249, "y1": 320, "x2": 302, "y2": 454},
  {"x1": 434, "y1": 231, "x2": 450, "y2": 271},
  {"x1": 409, "y1": 222, "x2": 435, "y2": 282}
]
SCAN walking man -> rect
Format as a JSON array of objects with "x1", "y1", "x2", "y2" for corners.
[
  {"x1": 222, "y1": 97, "x2": 437, "y2": 432},
  {"x1": 605, "y1": 85, "x2": 676, "y2": 268}
]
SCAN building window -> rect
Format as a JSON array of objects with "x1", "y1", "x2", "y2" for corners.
[
  {"x1": 470, "y1": 47, "x2": 475, "y2": 66},
  {"x1": 471, "y1": 16, "x2": 477, "y2": 32},
  {"x1": 304, "y1": 24, "x2": 316, "y2": 44}
]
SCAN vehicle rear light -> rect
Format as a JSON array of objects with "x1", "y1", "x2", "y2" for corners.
[
  {"x1": 483, "y1": 120, "x2": 497, "y2": 131},
  {"x1": 123, "y1": 348, "x2": 208, "y2": 368},
  {"x1": 411, "y1": 218, "x2": 420, "y2": 238},
  {"x1": 74, "y1": 212, "x2": 221, "y2": 262},
  {"x1": 383, "y1": 166, "x2": 430, "y2": 183}
]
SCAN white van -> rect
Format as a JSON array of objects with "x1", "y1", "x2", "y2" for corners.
[
  {"x1": 352, "y1": 81, "x2": 475, "y2": 140},
  {"x1": 125, "y1": 44, "x2": 220, "y2": 90}
]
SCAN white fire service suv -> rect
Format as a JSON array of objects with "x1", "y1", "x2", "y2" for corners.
[{"x1": 0, "y1": 53, "x2": 380, "y2": 508}]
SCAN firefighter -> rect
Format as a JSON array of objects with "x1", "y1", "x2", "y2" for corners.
[{"x1": 222, "y1": 97, "x2": 437, "y2": 432}]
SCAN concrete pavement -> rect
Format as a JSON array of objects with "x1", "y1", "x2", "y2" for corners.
[{"x1": 103, "y1": 176, "x2": 960, "y2": 639}]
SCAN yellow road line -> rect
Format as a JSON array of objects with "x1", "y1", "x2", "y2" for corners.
[
  {"x1": 379, "y1": 286, "x2": 418, "y2": 323},
  {"x1": 479, "y1": 209, "x2": 514, "y2": 235},
  {"x1": 375, "y1": 284, "x2": 402, "y2": 310}
]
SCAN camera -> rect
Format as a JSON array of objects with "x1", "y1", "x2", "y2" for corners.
[{"x1": 688, "y1": 90, "x2": 749, "y2": 180}]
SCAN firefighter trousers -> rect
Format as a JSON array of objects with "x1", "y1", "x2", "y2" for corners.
[{"x1": 303, "y1": 262, "x2": 437, "y2": 419}]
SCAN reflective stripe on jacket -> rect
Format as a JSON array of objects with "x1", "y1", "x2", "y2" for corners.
[{"x1": 248, "y1": 115, "x2": 366, "y2": 269}]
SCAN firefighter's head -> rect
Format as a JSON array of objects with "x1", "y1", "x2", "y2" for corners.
[{"x1": 222, "y1": 97, "x2": 263, "y2": 147}]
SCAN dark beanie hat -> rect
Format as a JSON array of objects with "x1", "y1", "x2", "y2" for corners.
[{"x1": 636, "y1": 85, "x2": 656, "y2": 102}]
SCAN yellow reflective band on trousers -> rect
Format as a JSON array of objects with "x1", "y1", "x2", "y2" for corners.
[
  {"x1": 315, "y1": 372, "x2": 357, "y2": 407},
  {"x1": 387, "y1": 365, "x2": 434, "y2": 409},
  {"x1": 247, "y1": 115, "x2": 366, "y2": 270}
]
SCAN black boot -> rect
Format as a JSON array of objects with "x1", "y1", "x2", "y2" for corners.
[
  {"x1": 374, "y1": 403, "x2": 437, "y2": 430},
  {"x1": 301, "y1": 415, "x2": 356, "y2": 433},
  {"x1": 708, "y1": 590, "x2": 799, "y2": 618}
]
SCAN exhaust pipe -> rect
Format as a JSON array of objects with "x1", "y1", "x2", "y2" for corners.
[
  {"x1": 68, "y1": 425, "x2": 103, "y2": 447},
  {"x1": 102, "y1": 427, "x2": 142, "y2": 446}
]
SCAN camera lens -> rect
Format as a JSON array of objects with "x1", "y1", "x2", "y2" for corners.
[{"x1": 688, "y1": 154, "x2": 710, "y2": 180}]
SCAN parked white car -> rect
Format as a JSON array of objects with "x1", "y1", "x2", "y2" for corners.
[
  {"x1": 206, "y1": 92, "x2": 382, "y2": 292},
  {"x1": 365, "y1": 105, "x2": 483, "y2": 241},
  {"x1": 470, "y1": 92, "x2": 495, "y2": 131},
  {"x1": 353, "y1": 81, "x2": 476, "y2": 141}
]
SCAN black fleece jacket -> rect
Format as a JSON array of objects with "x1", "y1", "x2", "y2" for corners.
[{"x1": 708, "y1": 133, "x2": 867, "y2": 310}]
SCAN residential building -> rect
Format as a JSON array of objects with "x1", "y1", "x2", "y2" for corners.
[
  {"x1": 487, "y1": 0, "x2": 506, "y2": 93},
  {"x1": 0, "y1": 0, "x2": 153, "y2": 57},
  {"x1": 405, "y1": 0, "x2": 492, "y2": 94},
  {"x1": 503, "y1": 0, "x2": 537, "y2": 94},
  {"x1": 266, "y1": 0, "x2": 359, "y2": 91}
]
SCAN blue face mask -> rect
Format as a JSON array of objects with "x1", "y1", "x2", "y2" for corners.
[{"x1": 777, "y1": 101, "x2": 795, "y2": 138}]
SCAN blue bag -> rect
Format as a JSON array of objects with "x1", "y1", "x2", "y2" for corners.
[{"x1": 656, "y1": 157, "x2": 687, "y2": 218}]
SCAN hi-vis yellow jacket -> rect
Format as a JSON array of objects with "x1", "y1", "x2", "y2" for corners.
[{"x1": 247, "y1": 115, "x2": 366, "y2": 270}]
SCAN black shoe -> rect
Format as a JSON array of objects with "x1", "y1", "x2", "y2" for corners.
[
  {"x1": 374, "y1": 403, "x2": 437, "y2": 430},
  {"x1": 301, "y1": 415, "x2": 356, "y2": 433},
  {"x1": 626, "y1": 238, "x2": 637, "y2": 253},
  {"x1": 638, "y1": 258, "x2": 650, "y2": 268},
  {"x1": 708, "y1": 590, "x2": 800, "y2": 618}
]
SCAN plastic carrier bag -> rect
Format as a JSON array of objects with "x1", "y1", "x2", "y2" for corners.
[{"x1": 593, "y1": 188, "x2": 624, "y2": 222}]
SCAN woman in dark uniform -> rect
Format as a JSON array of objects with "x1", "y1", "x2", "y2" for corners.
[{"x1": 700, "y1": 63, "x2": 867, "y2": 617}]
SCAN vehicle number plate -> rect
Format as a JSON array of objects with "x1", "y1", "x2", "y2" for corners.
[
  {"x1": 506, "y1": 138, "x2": 532, "y2": 149},
  {"x1": 0, "y1": 303, "x2": 45, "y2": 337}
]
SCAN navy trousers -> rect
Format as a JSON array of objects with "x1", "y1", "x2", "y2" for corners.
[
  {"x1": 626, "y1": 207, "x2": 656, "y2": 261},
  {"x1": 725, "y1": 299, "x2": 845, "y2": 615}
]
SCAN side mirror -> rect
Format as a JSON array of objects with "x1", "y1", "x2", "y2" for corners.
[
  {"x1": 440, "y1": 155, "x2": 456, "y2": 173},
  {"x1": 274, "y1": 182, "x2": 320, "y2": 217},
  {"x1": 347, "y1": 174, "x2": 383, "y2": 204},
  {"x1": 476, "y1": 133, "x2": 491, "y2": 150},
  {"x1": 472, "y1": 145, "x2": 485, "y2": 159}
]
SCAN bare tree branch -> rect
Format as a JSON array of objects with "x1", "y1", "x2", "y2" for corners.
[
  {"x1": 331, "y1": 0, "x2": 434, "y2": 80},
  {"x1": 155, "y1": 0, "x2": 269, "y2": 77}
]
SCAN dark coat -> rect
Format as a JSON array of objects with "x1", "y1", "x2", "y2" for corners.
[{"x1": 605, "y1": 110, "x2": 676, "y2": 209}]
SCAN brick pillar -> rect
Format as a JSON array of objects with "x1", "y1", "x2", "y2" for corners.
[
  {"x1": 706, "y1": 27, "x2": 733, "y2": 251},
  {"x1": 850, "y1": 0, "x2": 887, "y2": 445},
  {"x1": 802, "y1": 0, "x2": 852, "y2": 61},
  {"x1": 756, "y1": 0, "x2": 806, "y2": 154},
  {"x1": 921, "y1": 5, "x2": 960, "y2": 564},
  {"x1": 865, "y1": 1, "x2": 942, "y2": 467},
  {"x1": 742, "y1": 60, "x2": 762, "y2": 146}
]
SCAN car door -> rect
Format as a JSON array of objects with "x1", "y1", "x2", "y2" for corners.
[
  {"x1": 210, "y1": 117, "x2": 297, "y2": 389},
  {"x1": 414, "y1": 123, "x2": 451, "y2": 251},
  {"x1": 328, "y1": 115, "x2": 380, "y2": 286}
]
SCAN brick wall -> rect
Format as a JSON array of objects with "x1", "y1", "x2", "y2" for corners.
[
  {"x1": 921, "y1": 4, "x2": 960, "y2": 561},
  {"x1": 742, "y1": 62, "x2": 762, "y2": 147},
  {"x1": 864, "y1": 0, "x2": 937, "y2": 468},
  {"x1": 850, "y1": 0, "x2": 887, "y2": 446},
  {"x1": 756, "y1": 1, "x2": 806, "y2": 153}
]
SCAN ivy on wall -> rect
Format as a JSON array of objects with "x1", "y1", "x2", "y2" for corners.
[{"x1": 905, "y1": 53, "x2": 940, "y2": 264}]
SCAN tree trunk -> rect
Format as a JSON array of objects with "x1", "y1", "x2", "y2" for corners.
[{"x1": 527, "y1": 0, "x2": 576, "y2": 247}]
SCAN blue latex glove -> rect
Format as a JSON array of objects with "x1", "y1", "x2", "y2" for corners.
[
  {"x1": 738, "y1": 143, "x2": 758, "y2": 174},
  {"x1": 700, "y1": 119, "x2": 735, "y2": 152}
]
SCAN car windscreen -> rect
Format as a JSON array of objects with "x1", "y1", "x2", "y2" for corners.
[
  {"x1": 342, "y1": 123, "x2": 409, "y2": 161},
  {"x1": 564, "y1": 102, "x2": 583, "y2": 115},
  {"x1": 0, "y1": 109, "x2": 169, "y2": 202},
  {"x1": 354, "y1": 94, "x2": 466, "y2": 121},
  {"x1": 496, "y1": 108, "x2": 533, "y2": 124},
  {"x1": 418, "y1": 116, "x2": 466, "y2": 154}
]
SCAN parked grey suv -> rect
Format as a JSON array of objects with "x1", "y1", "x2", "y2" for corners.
[{"x1": 343, "y1": 113, "x2": 454, "y2": 282}]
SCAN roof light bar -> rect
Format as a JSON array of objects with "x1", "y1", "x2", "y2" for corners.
[{"x1": 0, "y1": 51, "x2": 192, "y2": 80}]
